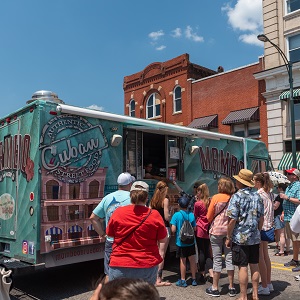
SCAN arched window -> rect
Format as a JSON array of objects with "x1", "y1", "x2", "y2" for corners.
[
  {"x1": 89, "y1": 180, "x2": 99, "y2": 198},
  {"x1": 173, "y1": 86, "x2": 182, "y2": 113},
  {"x1": 146, "y1": 93, "x2": 161, "y2": 119},
  {"x1": 129, "y1": 99, "x2": 135, "y2": 117},
  {"x1": 46, "y1": 180, "x2": 60, "y2": 199}
]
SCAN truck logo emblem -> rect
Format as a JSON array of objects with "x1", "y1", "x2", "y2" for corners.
[{"x1": 39, "y1": 115, "x2": 108, "y2": 183}]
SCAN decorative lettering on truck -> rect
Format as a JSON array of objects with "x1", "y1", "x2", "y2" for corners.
[
  {"x1": 199, "y1": 146, "x2": 244, "y2": 178},
  {"x1": 39, "y1": 115, "x2": 108, "y2": 183},
  {"x1": 0, "y1": 134, "x2": 33, "y2": 182}
]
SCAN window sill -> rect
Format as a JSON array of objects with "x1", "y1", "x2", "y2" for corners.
[
  {"x1": 147, "y1": 115, "x2": 162, "y2": 120},
  {"x1": 172, "y1": 111, "x2": 182, "y2": 116}
]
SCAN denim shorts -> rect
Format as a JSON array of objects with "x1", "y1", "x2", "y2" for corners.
[
  {"x1": 274, "y1": 215, "x2": 285, "y2": 230},
  {"x1": 109, "y1": 265, "x2": 158, "y2": 285},
  {"x1": 104, "y1": 240, "x2": 113, "y2": 275}
]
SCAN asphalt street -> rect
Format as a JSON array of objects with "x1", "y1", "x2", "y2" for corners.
[{"x1": 9, "y1": 242, "x2": 300, "y2": 299}]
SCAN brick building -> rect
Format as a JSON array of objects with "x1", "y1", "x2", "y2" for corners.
[{"x1": 123, "y1": 53, "x2": 268, "y2": 147}]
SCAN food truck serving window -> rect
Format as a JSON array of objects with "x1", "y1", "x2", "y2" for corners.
[{"x1": 124, "y1": 129, "x2": 184, "y2": 181}]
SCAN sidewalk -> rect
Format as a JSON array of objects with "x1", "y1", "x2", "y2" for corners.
[{"x1": 157, "y1": 243, "x2": 299, "y2": 299}]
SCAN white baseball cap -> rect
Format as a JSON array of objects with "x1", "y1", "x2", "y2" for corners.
[
  {"x1": 130, "y1": 181, "x2": 149, "y2": 193},
  {"x1": 117, "y1": 172, "x2": 135, "y2": 186}
]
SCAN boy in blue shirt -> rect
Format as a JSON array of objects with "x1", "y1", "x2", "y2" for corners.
[{"x1": 170, "y1": 195, "x2": 197, "y2": 287}]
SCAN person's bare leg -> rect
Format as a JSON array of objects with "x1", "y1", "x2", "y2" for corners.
[
  {"x1": 156, "y1": 239, "x2": 170, "y2": 285},
  {"x1": 227, "y1": 269, "x2": 235, "y2": 289},
  {"x1": 180, "y1": 257, "x2": 187, "y2": 280},
  {"x1": 263, "y1": 243, "x2": 271, "y2": 284},
  {"x1": 188, "y1": 254, "x2": 197, "y2": 279},
  {"x1": 293, "y1": 241, "x2": 300, "y2": 261},
  {"x1": 250, "y1": 263, "x2": 260, "y2": 300},
  {"x1": 258, "y1": 242, "x2": 268, "y2": 288},
  {"x1": 212, "y1": 271, "x2": 221, "y2": 290},
  {"x1": 237, "y1": 266, "x2": 248, "y2": 300}
]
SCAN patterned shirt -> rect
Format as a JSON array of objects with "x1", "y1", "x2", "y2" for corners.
[
  {"x1": 283, "y1": 181, "x2": 300, "y2": 222},
  {"x1": 227, "y1": 187, "x2": 264, "y2": 245}
]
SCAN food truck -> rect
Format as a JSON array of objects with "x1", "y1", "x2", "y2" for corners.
[{"x1": 0, "y1": 91, "x2": 272, "y2": 272}]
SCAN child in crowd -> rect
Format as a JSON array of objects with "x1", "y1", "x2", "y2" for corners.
[{"x1": 170, "y1": 195, "x2": 197, "y2": 287}]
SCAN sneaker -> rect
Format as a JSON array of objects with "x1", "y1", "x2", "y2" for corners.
[
  {"x1": 228, "y1": 287, "x2": 237, "y2": 297},
  {"x1": 199, "y1": 274, "x2": 206, "y2": 284},
  {"x1": 192, "y1": 279, "x2": 197, "y2": 286},
  {"x1": 268, "y1": 283, "x2": 274, "y2": 292},
  {"x1": 176, "y1": 279, "x2": 187, "y2": 287},
  {"x1": 258, "y1": 285, "x2": 270, "y2": 296},
  {"x1": 284, "y1": 259, "x2": 299, "y2": 267},
  {"x1": 292, "y1": 265, "x2": 300, "y2": 272},
  {"x1": 205, "y1": 286, "x2": 220, "y2": 297},
  {"x1": 294, "y1": 274, "x2": 300, "y2": 281}
]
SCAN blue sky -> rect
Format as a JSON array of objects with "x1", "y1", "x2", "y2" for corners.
[{"x1": 0, "y1": 0, "x2": 264, "y2": 118}]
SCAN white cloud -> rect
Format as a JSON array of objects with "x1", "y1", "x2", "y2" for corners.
[
  {"x1": 148, "y1": 30, "x2": 164, "y2": 41},
  {"x1": 222, "y1": 0, "x2": 263, "y2": 45},
  {"x1": 239, "y1": 33, "x2": 264, "y2": 47},
  {"x1": 185, "y1": 26, "x2": 204, "y2": 42},
  {"x1": 87, "y1": 104, "x2": 104, "y2": 111},
  {"x1": 171, "y1": 28, "x2": 182, "y2": 38},
  {"x1": 156, "y1": 45, "x2": 166, "y2": 51}
]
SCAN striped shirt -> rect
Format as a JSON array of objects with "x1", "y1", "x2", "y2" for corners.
[{"x1": 257, "y1": 188, "x2": 274, "y2": 230}]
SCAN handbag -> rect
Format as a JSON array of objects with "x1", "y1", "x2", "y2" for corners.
[
  {"x1": 261, "y1": 227, "x2": 275, "y2": 242},
  {"x1": 207, "y1": 201, "x2": 229, "y2": 234}
]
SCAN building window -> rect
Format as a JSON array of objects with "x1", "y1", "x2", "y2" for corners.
[
  {"x1": 293, "y1": 99, "x2": 300, "y2": 120},
  {"x1": 232, "y1": 124, "x2": 245, "y2": 137},
  {"x1": 89, "y1": 180, "x2": 99, "y2": 198},
  {"x1": 146, "y1": 93, "x2": 161, "y2": 119},
  {"x1": 46, "y1": 180, "x2": 60, "y2": 199},
  {"x1": 129, "y1": 99, "x2": 135, "y2": 117},
  {"x1": 287, "y1": 0, "x2": 300, "y2": 13},
  {"x1": 232, "y1": 122, "x2": 260, "y2": 138},
  {"x1": 173, "y1": 86, "x2": 182, "y2": 113},
  {"x1": 289, "y1": 34, "x2": 300, "y2": 63}
]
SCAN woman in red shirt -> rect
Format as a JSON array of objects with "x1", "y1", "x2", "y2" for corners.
[{"x1": 107, "y1": 181, "x2": 167, "y2": 284}]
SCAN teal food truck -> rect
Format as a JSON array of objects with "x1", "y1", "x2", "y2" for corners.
[{"x1": 0, "y1": 91, "x2": 272, "y2": 272}]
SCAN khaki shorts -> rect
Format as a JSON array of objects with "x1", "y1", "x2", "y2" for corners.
[{"x1": 285, "y1": 221, "x2": 300, "y2": 242}]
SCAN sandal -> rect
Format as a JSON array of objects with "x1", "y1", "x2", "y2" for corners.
[{"x1": 274, "y1": 252, "x2": 286, "y2": 256}]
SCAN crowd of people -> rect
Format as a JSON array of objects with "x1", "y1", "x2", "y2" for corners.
[{"x1": 89, "y1": 167, "x2": 300, "y2": 300}]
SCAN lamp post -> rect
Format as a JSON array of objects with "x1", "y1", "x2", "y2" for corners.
[{"x1": 257, "y1": 34, "x2": 297, "y2": 168}]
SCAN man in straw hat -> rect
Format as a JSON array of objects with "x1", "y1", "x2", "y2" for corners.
[
  {"x1": 225, "y1": 169, "x2": 264, "y2": 300},
  {"x1": 279, "y1": 168, "x2": 300, "y2": 272}
]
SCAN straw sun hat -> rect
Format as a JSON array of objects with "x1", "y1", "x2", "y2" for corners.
[{"x1": 233, "y1": 169, "x2": 255, "y2": 187}]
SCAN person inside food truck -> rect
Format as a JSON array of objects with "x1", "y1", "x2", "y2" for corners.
[{"x1": 144, "y1": 162, "x2": 172, "y2": 183}]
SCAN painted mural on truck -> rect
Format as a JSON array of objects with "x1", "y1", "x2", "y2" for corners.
[{"x1": 39, "y1": 114, "x2": 110, "y2": 254}]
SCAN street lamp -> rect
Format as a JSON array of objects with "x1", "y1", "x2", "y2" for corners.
[{"x1": 257, "y1": 34, "x2": 297, "y2": 168}]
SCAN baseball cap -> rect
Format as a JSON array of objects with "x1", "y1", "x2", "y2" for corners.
[
  {"x1": 285, "y1": 168, "x2": 300, "y2": 178},
  {"x1": 117, "y1": 172, "x2": 135, "y2": 186},
  {"x1": 178, "y1": 195, "x2": 190, "y2": 208},
  {"x1": 130, "y1": 181, "x2": 149, "y2": 193}
]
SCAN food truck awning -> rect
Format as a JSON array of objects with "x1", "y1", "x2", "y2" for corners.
[{"x1": 56, "y1": 104, "x2": 244, "y2": 142}]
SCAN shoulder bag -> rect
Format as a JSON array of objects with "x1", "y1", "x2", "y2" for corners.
[{"x1": 207, "y1": 201, "x2": 229, "y2": 234}]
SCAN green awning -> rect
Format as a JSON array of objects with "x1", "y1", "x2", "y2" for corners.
[
  {"x1": 277, "y1": 152, "x2": 300, "y2": 170},
  {"x1": 279, "y1": 88, "x2": 300, "y2": 100}
]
